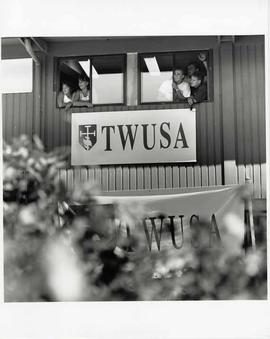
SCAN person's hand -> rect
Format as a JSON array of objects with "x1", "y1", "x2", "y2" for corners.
[
  {"x1": 65, "y1": 102, "x2": 73, "y2": 110},
  {"x1": 172, "y1": 82, "x2": 178, "y2": 90},
  {"x1": 198, "y1": 52, "x2": 207, "y2": 62},
  {"x1": 86, "y1": 102, "x2": 93, "y2": 108},
  {"x1": 187, "y1": 97, "x2": 194, "y2": 106}
]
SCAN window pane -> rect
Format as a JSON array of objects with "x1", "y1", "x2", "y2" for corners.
[
  {"x1": 140, "y1": 54, "x2": 173, "y2": 103},
  {"x1": 2, "y1": 58, "x2": 32, "y2": 93},
  {"x1": 57, "y1": 58, "x2": 91, "y2": 108},
  {"x1": 91, "y1": 55, "x2": 124, "y2": 104},
  {"x1": 59, "y1": 58, "x2": 90, "y2": 90},
  {"x1": 174, "y1": 50, "x2": 209, "y2": 102}
]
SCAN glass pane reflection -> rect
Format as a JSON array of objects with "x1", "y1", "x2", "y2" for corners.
[
  {"x1": 92, "y1": 55, "x2": 124, "y2": 105},
  {"x1": 140, "y1": 54, "x2": 173, "y2": 103}
]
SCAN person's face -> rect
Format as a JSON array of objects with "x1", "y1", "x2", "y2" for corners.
[
  {"x1": 173, "y1": 69, "x2": 184, "y2": 83},
  {"x1": 79, "y1": 79, "x2": 88, "y2": 90},
  {"x1": 190, "y1": 76, "x2": 201, "y2": 88},
  {"x1": 187, "y1": 64, "x2": 197, "y2": 76},
  {"x1": 62, "y1": 84, "x2": 70, "y2": 95}
]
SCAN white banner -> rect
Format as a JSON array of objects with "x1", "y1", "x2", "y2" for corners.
[
  {"x1": 96, "y1": 186, "x2": 245, "y2": 252},
  {"x1": 71, "y1": 109, "x2": 196, "y2": 165}
]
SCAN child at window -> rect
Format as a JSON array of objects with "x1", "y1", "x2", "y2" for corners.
[
  {"x1": 158, "y1": 68, "x2": 190, "y2": 102},
  {"x1": 187, "y1": 54, "x2": 208, "y2": 82},
  {"x1": 187, "y1": 61, "x2": 202, "y2": 78},
  {"x1": 187, "y1": 71, "x2": 207, "y2": 106},
  {"x1": 72, "y1": 76, "x2": 93, "y2": 108},
  {"x1": 172, "y1": 68, "x2": 191, "y2": 102},
  {"x1": 57, "y1": 83, "x2": 73, "y2": 110}
]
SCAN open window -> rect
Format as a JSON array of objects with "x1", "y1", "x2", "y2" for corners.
[
  {"x1": 57, "y1": 54, "x2": 126, "y2": 108},
  {"x1": 140, "y1": 53, "x2": 173, "y2": 103},
  {"x1": 139, "y1": 50, "x2": 212, "y2": 105},
  {"x1": 58, "y1": 57, "x2": 90, "y2": 108},
  {"x1": 91, "y1": 55, "x2": 125, "y2": 105}
]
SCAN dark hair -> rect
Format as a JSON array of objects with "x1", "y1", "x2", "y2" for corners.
[
  {"x1": 191, "y1": 71, "x2": 204, "y2": 83},
  {"x1": 62, "y1": 82, "x2": 71, "y2": 88},
  {"x1": 78, "y1": 76, "x2": 89, "y2": 83},
  {"x1": 61, "y1": 82, "x2": 73, "y2": 93},
  {"x1": 187, "y1": 61, "x2": 201, "y2": 71},
  {"x1": 174, "y1": 67, "x2": 185, "y2": 75}
]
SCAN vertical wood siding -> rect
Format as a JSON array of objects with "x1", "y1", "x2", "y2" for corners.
[
  {"x1": 2, "y1": 92, "x2": 34, "y2": 144},
  {"x1": 234, "y1": 43, "x2": 266, "y2": 198}
]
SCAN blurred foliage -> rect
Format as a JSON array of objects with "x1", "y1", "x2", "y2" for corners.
[{"x1": 3, "y1": 135, "x2": 267, "y2": 302}]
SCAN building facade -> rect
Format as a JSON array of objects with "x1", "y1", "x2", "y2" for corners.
[{"x1": 1, "y1": 36, "x2": 266, "y2": 210}]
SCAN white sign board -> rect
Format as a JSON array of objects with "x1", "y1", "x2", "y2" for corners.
[{"x1": 71, "y1": 109, "x2": 196, "y2": 165}]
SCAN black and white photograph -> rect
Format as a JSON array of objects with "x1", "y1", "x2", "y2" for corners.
[
  {"x1": 2, "y1": 34, "x2": 267, "y2": 302},
  {"x1": 0, "y1": 0, "x2": 269, "y2": 338}
]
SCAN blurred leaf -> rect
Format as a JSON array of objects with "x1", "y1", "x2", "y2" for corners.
[{"x1": 3, "y1": 135, "x2": 267, "y2": 301}]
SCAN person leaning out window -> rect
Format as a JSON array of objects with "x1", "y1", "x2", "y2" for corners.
[
  {"x1": 57, "y1": 83, "x2": 73, "y2": 110},
  {"x1": 187, "y1": 71, "x2": 207, "y2": 107},
  {"x1": 72, "y1": 76, "x2": 93, "y2": 108}
]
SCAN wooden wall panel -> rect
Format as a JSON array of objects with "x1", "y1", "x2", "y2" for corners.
[
  {"x1": 88, "y1": 167, "x2": 95, "y2": 185},
  {"x1": 115, "y1": 166, "x2": 123, "y2": 190},
  {"x1": 234, "y1": 45, "x2": 246, "y2": 185},
  {"x1": 2, "y1": 92, "x2": 34, "y2": 144},
  {"x1": 19, "y1": 94, "x2": 27, "y2": 136},
  {"x1": 158, "y1": 166, "x2": 166, "y2": 189},
  {"x1": 145, "y1": 166, "x2": 151, "y2": 189},
  {"x1": 234, "y1": 42, "x2": 266, "y2": 198},
  {"x1": 172, "y1": 166, "x2": 180, "y2": 188},
  {"x1": 220, "y1": 41, "x2": 238, "y2": 184},
  {"x1": 212, "y1": 47, "x2": 223, "y2": 186},
  {"x1": 108, "y1": 166, "x2": 116, "y2": 191},
  {"x1": 151, "y1": 166, "x2": 158, "y2": 189},
  {"x1": 136, "y1": 166, "x2": 144, "y2": 190},
  {"x1": 129, "y1": 166, "x2": 136, "y2": 190},
  {"x1": 13, "y1": 93, "x2": 20, "y2": 137},
  {"x1": 256, "y1": 44, "x2": 266, "y2": 198},
  {"x1": 6, "y1": 94, "x2": 13, "y2": 143},
  {"x1": 26, "y1": 92, "x2": 34, "y2": 137}
]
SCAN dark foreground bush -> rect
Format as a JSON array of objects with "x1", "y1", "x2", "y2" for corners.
[{"x1": 3, "y1": 136, "x2": 267, "y2": 301}]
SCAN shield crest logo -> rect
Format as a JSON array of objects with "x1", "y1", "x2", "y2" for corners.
[{"x1": 79, "y1": 125, "x2": 97, "y2": 150}]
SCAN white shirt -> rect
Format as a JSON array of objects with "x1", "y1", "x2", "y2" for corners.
[
  {"x1": 158, "y1": 79, "x2": 191, "y2": 101},
  {"x1": 176, "y1": 81, "x2": 191, "y2": 98},
  {"x1": 79, "y1": 90, "x2": 90, "y2": 101},
  {"x1": 63, "y1": 94, "x2": 72, "y2": 103}
]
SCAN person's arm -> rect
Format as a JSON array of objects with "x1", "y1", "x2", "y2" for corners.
[
  {"x1": 172, "y1": 82, "x2": 184, "y2": 100},
  {"x1": 192, "y1": 83, "x2": 207, "y2": 103},
  {"x1": 198, "y1": 53, "x2": 208, "y2": 74},
  {"x1": 187, "y1": 97, "x2": 194, "y2": 107},
  {"x1": 172, "y1": 82, "x2": 187, "y2": 101},
  {"x1": 57, "y1": 92, "x2": 65, "y2": 108},
  {"x1": 73, "y1": 101, "x2": 93, "y2": 108},
  {"x1": 72, "y1": 91, "x2": 93, "y2": 107},
  {"x1": 181, "y1": 82, "x2": 191, "y2": 98},
  {"x1": 64, "y1": 101, "x2": 73, "y2": 111}
]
